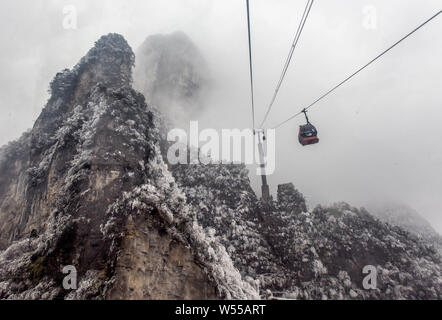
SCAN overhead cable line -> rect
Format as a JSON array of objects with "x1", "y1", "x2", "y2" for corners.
[
  {"x1": 272, "y1": 10, "x2": 442, "y2": 129},
  {"x1": 260, "y1": 0, "x2": 314, "y2": 128},
  {"x1": 246, "y1": 0, "x2": 256, "y2": 131}
]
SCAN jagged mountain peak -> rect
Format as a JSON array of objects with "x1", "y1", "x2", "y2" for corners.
[
  {"x1": 88, "y1": 33, "x2": 132, "y2": 55},
  {"x1": 32, "y1": 33, "x2": 137, "y2": 162},
  {"x1": 77, "y1": 33, "x2": 135, "y2": 85},
  {"x1": 277, "y1": 183, "x2": 307, "y2": 213},
  {"x1": 49, "y1": 33, "x2": 134, "y2": 101},
  {"x1": 0, "y1": 33, "x2": 258, "y2": 300}
]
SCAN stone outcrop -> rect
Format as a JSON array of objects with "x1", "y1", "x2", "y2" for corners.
[{"x1": 0, "y1": 34, "x2": 257, "y2": 300}]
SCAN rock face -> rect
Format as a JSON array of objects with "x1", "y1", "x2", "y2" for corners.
[
  {"x1": 277, "y1": 183, "x2": 307, "y2": 213},
  {"x1": 0, "y1": 34, "x2": 257, "y2": 300},
  {"x1": 106, "y1": 215, "x2": 217, "y2": 300},
  {"x1": 173, "y1": 163, "x2": 442, "y2": 299},
  {"x1": 0, "y1": 32, "x2": 441, "y2": 300},
  {"x1": 0, "y1": 34, "x2": 136, "y2": 251},
  {"x1": 134, "y1": 31, "x2": 209, "y2": 123}
]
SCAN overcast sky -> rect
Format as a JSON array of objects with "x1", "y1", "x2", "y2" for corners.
[{"x1": 0, "y1": 0, "x2": 441, "y2": 231}]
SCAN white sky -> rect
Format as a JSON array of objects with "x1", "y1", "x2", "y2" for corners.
[{"x1": 0, "y1": 0, "x2": 441, "y2": 231}]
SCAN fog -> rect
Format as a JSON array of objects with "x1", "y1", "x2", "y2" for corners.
[{"x1": 0, "y1": 0, "x2": 441, "y2": 231}]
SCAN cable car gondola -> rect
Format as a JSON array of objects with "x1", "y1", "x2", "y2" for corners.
[{"x1": 298, "y1": 109, "x2": 319, "y2": 146}]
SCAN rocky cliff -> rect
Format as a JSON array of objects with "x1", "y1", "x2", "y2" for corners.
[
  {"x1": 0, "y1": 34, "x2": 257, "y2": 300},
  {"x1": 0, "y1": 33, "x2": 441, "y2": 300},
  {"x1": 173, "y1": 164, "x2": 442, "y2": 299}
]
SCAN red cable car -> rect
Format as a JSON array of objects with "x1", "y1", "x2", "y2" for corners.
[{"x1": 298, "y1": 109, "x2": 319, "y2": 146}]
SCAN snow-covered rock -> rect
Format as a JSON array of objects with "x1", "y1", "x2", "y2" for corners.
[{"x1": 0, "y1": 32, "x2": 440, "y2": 300}]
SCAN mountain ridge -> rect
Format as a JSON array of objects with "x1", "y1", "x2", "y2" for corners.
[{"x1": 0, "y1": 33, "x2": 441, "y2": 300}]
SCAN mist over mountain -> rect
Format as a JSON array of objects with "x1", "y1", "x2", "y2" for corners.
[
  {"x1": 369, "y1": 203, "x2": 442, "y2": 253},
  {"x1": 0, "y1": 33, "x2": 441, "y2": 300},
  {"x1": 134, "y1": 31, "x2": 210, "y2": 125}
]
